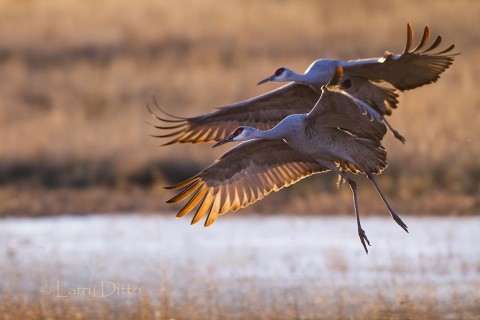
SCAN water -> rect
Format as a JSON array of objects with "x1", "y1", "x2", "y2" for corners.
[{"x1": 1, "y1": 214, "x2": 479, "y2": 314}]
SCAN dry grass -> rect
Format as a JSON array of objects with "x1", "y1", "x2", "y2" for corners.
[
  {"x1": 2, "y1": 291, "x2": 477, "y2": 320},
  {"x1": 0, "y1": 262, "x2": 478, "y2": 320},
  {"x1": 0, "y1": 0, "x2": 479, "y2": 216},
  {"x1": 1, "y1": 256, "x2": 478, "y2": 320}
]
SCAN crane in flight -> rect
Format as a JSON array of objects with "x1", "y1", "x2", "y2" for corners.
[
  {"x1": 151, "y1": 23, "x2": 457, "y2": 145},
  {"x1": 163, "y1": 67, "x2": 407, "y2": 253}
]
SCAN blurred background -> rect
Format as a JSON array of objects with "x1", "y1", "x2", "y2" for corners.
[
  {"x1": 0, "y1": 0, "x2": 478, "y2": 217},
  {"x1": 1, "y1": 1, "x2": 479, "y2": 319}
]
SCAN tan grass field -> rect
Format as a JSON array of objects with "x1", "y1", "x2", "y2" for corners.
[{"x1": 0, "y1": 0, "x2": 479, "y2": 216}]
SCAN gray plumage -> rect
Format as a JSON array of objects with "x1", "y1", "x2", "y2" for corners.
[
  {"x1": 165, "y1": 69, "x2": 407, "y2": 253},
  {"x1": 151, "y1": 23, "x2": 457, "y2": 145}
]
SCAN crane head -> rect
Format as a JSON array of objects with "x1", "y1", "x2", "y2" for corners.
[
  {"x1": 257, "y1": 67, "x2": 292, "y2": 85},
  {"x1": 213, "y1": 126, "x2": 257, "y2": 148}
]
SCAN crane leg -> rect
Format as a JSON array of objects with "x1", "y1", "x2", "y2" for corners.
[
  {"x1": 334, "y1": 169, "x2": 370, "y2": 254},
  {"x1": 383, "y1": 118, "x2": 406, "y2": 144},
  {"x1": 316, "y1": 160, "x2": 371, "y2": 253},
  {"x1": 366, "y1": 172, "x2": 408, "y2": 233},
  {"x1": 347, "y1": 177, "x2": 371, "y2": 254}
]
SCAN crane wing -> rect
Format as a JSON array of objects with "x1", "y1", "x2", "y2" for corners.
[
  {"x1": 307, "y1": 82, "x2": 387, "y2": 141},
  {"x1": 345, "y1": 77, "x2": 399, "y2": 115},
  {"x1": 165, "y1": 139, "x2": 327, "y2": 226},
  {"x1": 150, "y1": 83, "x2": 318, "y2": 145},
  {"x1": 342, "y1": 23, "x2": 458, "y2": 91}
]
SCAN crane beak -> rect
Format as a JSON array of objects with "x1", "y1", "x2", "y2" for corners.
[
  {"x1": 257, "y1": 74, "x2": 275, "y2": 85},
  {"x1": 212, "y1": 133, "x2": 236, "y2": 148}
]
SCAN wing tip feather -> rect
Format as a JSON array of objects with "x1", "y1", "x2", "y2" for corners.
[{"x1": 165, "y1": 176, "x2": 201, "y2": 190}]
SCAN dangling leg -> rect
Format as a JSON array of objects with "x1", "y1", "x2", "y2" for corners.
[
  {"x1": 320, "y1": 161, "x2": 370, "y2": 253},
  {"x1": 366, "y1": 172, "x2": 408, "y2": 233},
  {"x1": 347, "y1": 176, "x2": 371, "y2": 254},
  {"x1": 383, "y1": 117, "x2": 406, "y2": 144}
]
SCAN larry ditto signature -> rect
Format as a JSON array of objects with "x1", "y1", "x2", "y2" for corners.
[{"x1": 40, "y1": 281, "x2": 142, "y2": 300}]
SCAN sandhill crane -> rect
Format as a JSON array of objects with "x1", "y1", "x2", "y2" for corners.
[
  {"x1": 164, "y1": 68, "x2": 407, "y2": 254},
  {"x1": 151, "y1": 23, "x2": 457, "y2": 145}
]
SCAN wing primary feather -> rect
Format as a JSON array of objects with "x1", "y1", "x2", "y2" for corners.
[
  {"x1": 435, "y1": 44, "x2": 456, "y2": 55},
  {"x1": 195, "y1": 128, "x2": 213, "y2": 143},
  {"x1": 265, "y1": 169, "x2": 281, "y2": 190},
  {"x1": 289, "y1": 162, "x2": 306, "y2": 174},
  {"x1": 420, "y1": 35, "x2": 442, "y2": 53},
  {"x1": 162, "y1": 137, "x2": 187, "y2": 146},
  {"x1": 219, "y1": 190, "x2": 231, "y2": 215},
  {"x1": 261, "y1": 171, "x2": 275, "y2": 188},
  {"x1": 184, "y1": 130, "x2": 209, "y2": 143},
  {"x1": 277, "y1": 165, "x2": 295, "y2": 182},
  {"x1": 151, "y1": 123, "x2": 187, "y2": 130},
  {"x1": 152, "y1": 97, "x2": 187, "y2": 120},
  {"x1": 230, "y1": 187, "x2": 241, "y2": 212},
  {"x1": 205, "y1": 191, "x2": 222, "y2": 227},
  {"x1": 256, "y1": 171, "x2": 270, "y2": 191},
  {"x1": 221, "y1": 183, "x2": 235, "y2": 213},
  {"x1": 233, "y1": 182, "x2": 245, "y2": 208},
  {"x1": 206, "y1": 127, "x2": 220, "y2": 141},
  {"x1": 412, "y1": 26, "x2": 430, "y2": 52},
  {"x1": 270, "y1": 166, "x2": 288, "y2": 184},
  {"x1": 176, "y1": 187, "x2": 208, "y2": 218},
  {"x1": 147, "y1": 104, "x2": 184, "y2": 123},
  {"x1": 250, "y1": 174, "x2": 267, "y2": 200},
  {"x1": 404, "y1": 23, "x2": 413, "y2": 53},
  {"x1": 243, "y1": 176, "x2": 257, "y2": 203},
  {"x1": 149, "y1": 114, "x2": 184, "y2": 123},
  {"x1": 172, "y1": 129, "x2": 206, "y2": 144},
  {"x1": 241, "y1": 188, "x2": 250, "y2": 207},
  {"x1": 166, "y1": 180, "x2": 202, "y2": 204},
  {"x1": 165, "y1": 176, "x2": 200, "y2": 190},
  {"x1": 191, "y1": 192, "x2": 214, "y2": 225}
]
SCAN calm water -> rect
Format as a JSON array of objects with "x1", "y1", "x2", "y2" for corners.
[{"x1": 1, "y1": 214, "x2": 479, "y2": 316}]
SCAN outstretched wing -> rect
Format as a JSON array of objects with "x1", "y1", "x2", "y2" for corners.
[
  {"x1": 150, "y1": 83, "x2": 318, "y2": 145},
  {"x1": 342, "y1": 23, "x2": 458, "y2": 91},
  {"x1": 165, "y1": 139, "x2": 327, "y2": 226}
]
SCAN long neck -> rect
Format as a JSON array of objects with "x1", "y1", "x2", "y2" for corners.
[
  {"x1": 285, "y1": 71, "x2": 310, "y2": 84},
  {"x1": 250, "y1": 126, "x2": 286, "y2": 141}
]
